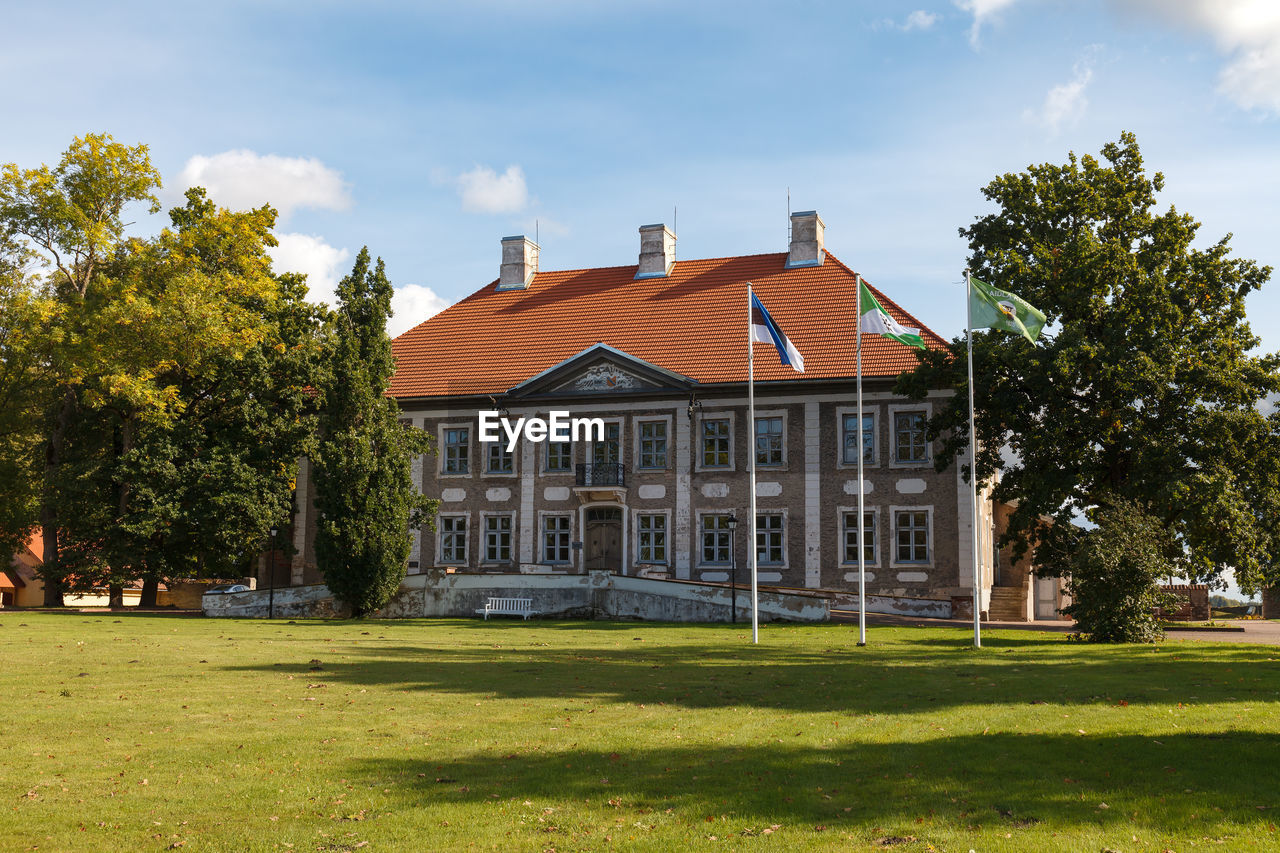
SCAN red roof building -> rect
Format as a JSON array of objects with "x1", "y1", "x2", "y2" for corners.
[{"x1": 285, "y1": 211, "x2": 1041, "y2": 619}]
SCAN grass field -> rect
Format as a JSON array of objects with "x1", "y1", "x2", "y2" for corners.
[{"x1": 2, "y1": 614, "x2": 1278, "y2": 852}]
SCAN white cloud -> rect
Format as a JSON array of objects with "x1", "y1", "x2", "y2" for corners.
[
  {"x1": 388, "y1": 283, "x2": 451, "y2": 337},
  {"x1": 269, "y1": 233, "x2": 350, "y2": 307},
  {"x1": 456, "y1": 165, "x2": 529, "y2": 214},
  {"x1": 1026, "y1": 53, "x2": 1096, "y2": 132},
  {"x1": 1113, "y1": 0, "x2": 1280, "y2": 113},
  {"x1": 902, "y1": 10, "x2": 940, "y2": 31},
  {"x1": 175, "y1": 150, "x2": 351, "y2": 222},
  {"x1": 955, "y1": 0, "x2": 1022, "y2": 47},
  {"x1": 956, "y1": 1, "x2": 1280, "y2": 112}
]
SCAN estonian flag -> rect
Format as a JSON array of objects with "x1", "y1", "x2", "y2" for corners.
[{"x1": 750, "y1": 290, "x2": 805, "y2": 372}]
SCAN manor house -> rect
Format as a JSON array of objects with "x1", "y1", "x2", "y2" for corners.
[{"x1": 279, "y1": 211, "x2": 1066, "y2": 621}]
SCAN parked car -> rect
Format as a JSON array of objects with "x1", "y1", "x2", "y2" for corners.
[{"x1": 204, "y1": 584, "x2": 250, "y2": 595}]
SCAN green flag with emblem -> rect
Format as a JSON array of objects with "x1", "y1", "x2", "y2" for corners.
[{"x1": 969, "y1": 277, "x2": 1046, "y2": 343}]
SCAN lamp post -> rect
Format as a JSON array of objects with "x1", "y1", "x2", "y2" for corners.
[
  {"x1": 268, "y1": 527, "x2": 277, "y2": 620},
  {"x1": 726, "y1": 514, "x2": 738, "y2": 623}
]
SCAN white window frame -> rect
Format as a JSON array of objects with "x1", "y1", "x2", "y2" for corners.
[
  {"x1": 480, "y1": 511, "x2": 515, "y2": 565},
  {"x1": 542, "y1": 437, "x2": 574, "y2": 475},
  {"x1": 837, "y1": 505, "x2": 880, "y2": 568},
  {"x1": 633, "y1": 415, "x2": 672, "y2": 471},
  {"x1": 697, "y1": 511, "x2": 735, "y2": 567},
  {"x1": 889, "y1": 504, "x2": 934, "y2": 568},
  {"x1": 754, "y1": 510, "x2": 788, "y2": 569},
  {"x1": 590, "y1": 417, "x2": 625, "y2": 468},
  {"x1": 438, "y1": 421, "x2": 473, "y2": 478},
  {"x1": 634, "y1": 509, "x2": 671, "y2": 565},
  {"x1": 888, "y1": 403, "x2": 933, "y2": 468},
  {"x1": 483, "y1": 440, "x2": 517, "y2": 478},
  {"x1": 752, "y1": 408, "x2": 788, "y2": 469},
  {"x1": 835, "y1": 405, "x2": 879, "y2": 469},
  {"x1": 538, "y1": 511, "x2": 575, "y2": 566},
  {"x1": 695, "y1": 411, "x2": 736, "y2": 473},
  {"x1": 437, "y1": 512, "x2": 471, "y2": 565}
]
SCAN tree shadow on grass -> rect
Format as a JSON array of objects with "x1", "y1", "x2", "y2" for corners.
[
  {"x1": 347, "y1": 730, "x2": 1277, "y2": 843},
  {"x1": 223, "y1": 625, "x2": 1280, "y2": 715}
]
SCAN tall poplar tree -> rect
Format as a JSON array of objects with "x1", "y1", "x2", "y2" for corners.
[{"x1": 313, "y1": 248, "x2": 434, "y2": 616}]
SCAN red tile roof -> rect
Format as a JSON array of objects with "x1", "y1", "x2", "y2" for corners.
[{"x1": 389, "y1": 251, "x2": 947, "y2": 399}]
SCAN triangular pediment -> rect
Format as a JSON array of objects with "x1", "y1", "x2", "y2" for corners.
[{"x1": 506, "y1": 344, "x2": 697, "y2": 399}]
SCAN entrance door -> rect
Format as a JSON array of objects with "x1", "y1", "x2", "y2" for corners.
[
  {"x1": 1034, "y1": 576, "x2": 1058, "y2": 620},
  {"x1": 584, "y1": 506, "x2": 622, "y2": 572}
]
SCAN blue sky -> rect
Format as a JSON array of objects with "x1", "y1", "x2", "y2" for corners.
[{"x1": 5, "y1": 1, "x2": 1278, "y2": 343}]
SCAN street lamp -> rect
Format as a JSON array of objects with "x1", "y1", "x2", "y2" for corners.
[
  {"x1": 726, "y1": 514, "x2": 738, "y2": 623},
  {"x1": 268, "y1": 527, "x2": 277, "y2": 620}
]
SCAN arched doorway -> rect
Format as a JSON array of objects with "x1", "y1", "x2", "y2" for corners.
[{"x1": 584, "y1": 506, "x2": 622, "y2": 572}]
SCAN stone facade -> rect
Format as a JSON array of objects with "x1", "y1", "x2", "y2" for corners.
[{"x1": 393, "y1": 352, "x2": 996, "y2": 608}]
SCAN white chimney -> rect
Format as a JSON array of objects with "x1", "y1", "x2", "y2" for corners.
[
  {"x1": 786, "y1": 210, "x2": 825, "y2": 268},
  {"x1": 635, "y1": 223, "x2": 677, "y2": 279},
  {"x1": 498, "y1": 235, "x2": 539, "y2": 290}
]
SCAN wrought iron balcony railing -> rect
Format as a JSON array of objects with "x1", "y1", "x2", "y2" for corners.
[{"x1": 576, "y1": 463, "x2": 626, "y2": 487}]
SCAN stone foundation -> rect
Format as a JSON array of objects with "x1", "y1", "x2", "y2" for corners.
[{"x1": 202, "y1": 570, "x2": 830, "y2": 623}]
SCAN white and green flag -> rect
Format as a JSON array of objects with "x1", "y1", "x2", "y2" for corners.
[
  {"x1": 969, "y1": 277, "x2": 1045, "y2": 343},
  {"x1": 859, "y1": 280, "x2": 926, "y2": 350}
]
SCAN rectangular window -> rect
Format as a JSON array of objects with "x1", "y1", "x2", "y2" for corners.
[
  {"x1": 592, "y1": 422, "x2": 621, "y2": 466},
  {"x1": 486, "y1": 441, "x2": 514, "y2": 474},
  {"x1": 638, "y1": 421, "x2": 668, "y2": 469},
  {"x1": 637, "y1": 514, "x2": 667, "y2": 563},
  {"x1": 542, "y1": 515, "x2": 571, "y2": 563},
  {"x1": 545, "y1": 440, "x2": 571, "y2": 472},
  {"x1": 700, "y1": 514, "x2": 733, "y2": 564},
  {"x1": 484, "y1": 515, "x2": 512, "y2": 563},
  {"x1": 893, "y1": 411, "x2": 928, "y2": 463},
  {"x1": 842, "y1": 413, "x2": 875, "y2": 464},
  {"x1": 443, "y1": 427, "x2": 470, "y2": 474},
  {"x1": 701, "y1": 418, "x2": 730, "y2": 468},
  {"x1": 755, "y1": 416, "x2": 783, "y2": 466},
  {"x1": 756, "y1": 513, "x2": 783, "y2": 565},
  {"x1": 440, "y1": 516, "x2": 467, "y2": 563},
  {"x1": 842, "y1": 511, "x2": 877, "y2": 564},
  {"x1": 895, "y1": 510, "x2": 930, "y2": 563}
]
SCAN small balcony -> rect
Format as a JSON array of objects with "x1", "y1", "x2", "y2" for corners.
[{"x1": 576, "y1": 463, "x2": 626, "y2": 487}]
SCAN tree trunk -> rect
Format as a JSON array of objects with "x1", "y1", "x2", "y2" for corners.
[
  {"x1": 39, "y1": 389, "x2": 78, "y2": 607},
  {"x1": 108, "y1": 583, "x2": 125, "y2": 608},
  {"x1": 139, "y1": 577, "x2": 159, "y2": 608}
]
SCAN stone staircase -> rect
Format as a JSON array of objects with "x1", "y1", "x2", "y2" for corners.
[{"x1": 988, "y1": 586, "x2": 1028, "y2": 622}]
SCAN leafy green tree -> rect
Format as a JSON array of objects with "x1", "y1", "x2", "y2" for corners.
[
  {"x1": 2, "y1": 136, "x2": 323, "y2": 606},
  {"x1": 0, "y1": 241, "x2": 47, "y2": 562},
  {"x1": 47, "y1": 187, "x2": 325, "y2": 604},
  {"x1": 59, "y1": 190, "x2": 325, "y2": 604},
  {"x1": 0, "y1": 133, "x2": 161, "y2": 604},
  {"x1": 313, "y1": 248, "x2": 434, "y2": 617},
  {"x1": 1060, "y1": 501, "x2": 1180, "y2": 643},
  {"x1": 897, "y1": 132, "x2": 1280, "y2": 611}
]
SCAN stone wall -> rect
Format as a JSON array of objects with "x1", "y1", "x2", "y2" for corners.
[
  {"x1": 1264, "y1": 586, "x2": 1280, "y2": 620},
  {"x1": 203, "y1": 569, "x2": 830, "y2": 623},
  {"x1": 408, "y1": 384, "x2": 968, "y2": 601},
  {"x1": 1159, "y1": 584, "x2": 1211, "y2": 621}
]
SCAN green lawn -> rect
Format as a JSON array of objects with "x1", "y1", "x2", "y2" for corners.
[{"x1": 2, "y1": 614, "x2": 1278, "y2": 851}]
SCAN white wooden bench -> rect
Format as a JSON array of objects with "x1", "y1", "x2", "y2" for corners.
[{"x1": 475, "y1": 596, "x2": 539, "y2": 620}]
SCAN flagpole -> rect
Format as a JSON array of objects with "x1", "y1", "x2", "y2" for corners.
[
  {"x1": 747, "y1": 282, "x2": 759, "y2": 645},
  {"x1": 854, "y1": 274, "x2": 867, "y2": 647},
  {"x1": 965, "y1": 269, "x2": 982, "y2": 649}
]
